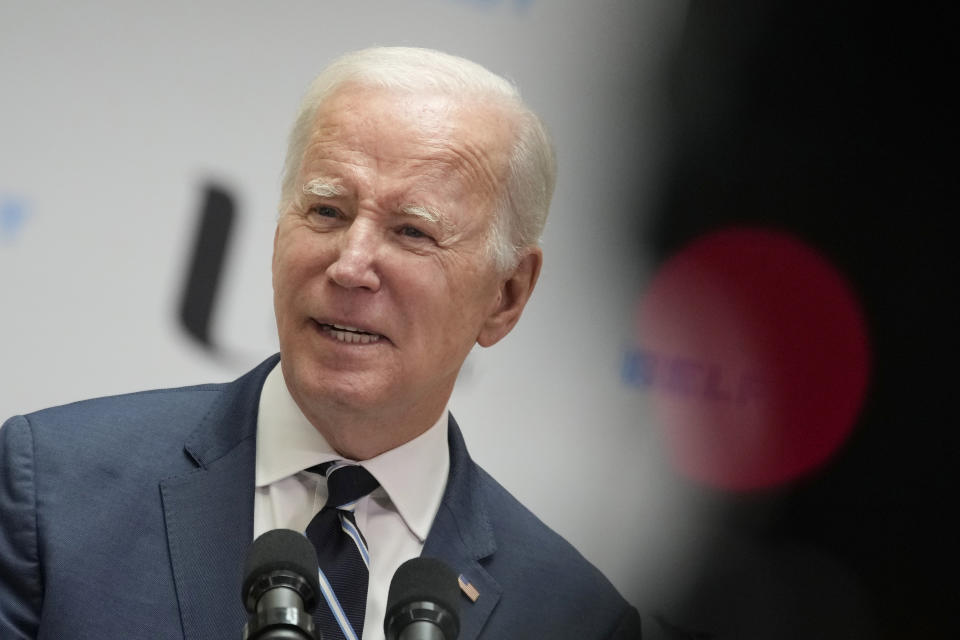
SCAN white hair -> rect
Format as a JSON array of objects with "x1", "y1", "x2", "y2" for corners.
[{"x1": 279, "y1": 47, "x2": 556, "y2": 271}]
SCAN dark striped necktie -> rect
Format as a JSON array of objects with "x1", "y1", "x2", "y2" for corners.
[{"x1": 305, "y1": 461, "x2": 380, "y2": 640}]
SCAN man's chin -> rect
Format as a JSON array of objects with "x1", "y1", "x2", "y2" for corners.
[{"x1": 289, "y1": 367, "x2": 398, "y2": 415}]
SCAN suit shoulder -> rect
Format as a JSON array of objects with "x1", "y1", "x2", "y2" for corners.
[
  {"x1": 6, "y1": 381, "x2": 239, "y2": 466},
  {"x1": 460, "y1": 463, "x2": 641, "y2": 637},
  {"x1": 472, "y1": 464, "x2": 576, "y2": 552},
  {"x1": 473, "y1": 464, "x2": 629, "y2": 601},
  {"x1": 20, "y1": 380, "x2": 228, "y2": 431},
  {"x1": 13, "y1": 355, "x2": 279, "y2": 435}
]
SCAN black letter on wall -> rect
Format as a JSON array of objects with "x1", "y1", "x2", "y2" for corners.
[{"x1": 178, "y1": 183, "x2": 236, "y2": 351}]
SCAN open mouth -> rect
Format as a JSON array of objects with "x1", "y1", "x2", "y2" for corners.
[{"x1": 318, "y1": 322, "x2": 384, "y2": 345}]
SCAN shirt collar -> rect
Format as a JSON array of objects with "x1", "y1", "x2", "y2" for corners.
[{"x1": 256, "y1": 361, "x2": 449, "y2": 542}]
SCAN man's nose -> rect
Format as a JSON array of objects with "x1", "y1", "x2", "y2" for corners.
[{"x1": 326, "y1": 220, "x2": 382, "y2": 291}]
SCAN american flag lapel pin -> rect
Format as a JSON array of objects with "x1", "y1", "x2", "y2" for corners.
[{"x1": 458, "y1": 574, "x2": 480, "y2": 602}]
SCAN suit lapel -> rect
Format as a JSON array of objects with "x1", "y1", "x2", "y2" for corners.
[
  {"x1": 159, "y1": 355, "x2": 278, "y2": 640},
  {"x1": 422, "y1": 416, "x2": 501, "y2": 640}
]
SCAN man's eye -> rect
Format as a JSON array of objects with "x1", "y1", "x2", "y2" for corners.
[
  {"x1": 400, "y1": 225, "x2": 429, "y2": 239},
  {"x1": 308, "y1": 205, "x2": 339, "y2": 218}
]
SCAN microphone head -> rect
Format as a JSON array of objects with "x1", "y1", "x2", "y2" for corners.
[
  {"x1": 385, "y1": 557, "x2": 460, "y2": 639},
  {"x1": 241, "y1": 529, "x2": 321, "y2": 613}
]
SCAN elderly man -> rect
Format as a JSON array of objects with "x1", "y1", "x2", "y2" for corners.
[{"x1": 0, "y1": 48, "x2": 641, "y2": 639}]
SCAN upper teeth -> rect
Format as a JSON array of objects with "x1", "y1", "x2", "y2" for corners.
[
  {"x1": 325, "y1": 323, "x2": 382, "y2": 344},
  {"x1": 332, "y1": 323, "x2": 369, "y2": 334}
]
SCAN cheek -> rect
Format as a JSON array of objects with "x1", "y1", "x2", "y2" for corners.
[
  {"x1": 438, "y1": 274, "x2": 499, "y2": 335},
  {"x1": 276, "y1": 238, "x2": 326, "y2": 288},
  {"x1": 273, "y1": 253, "x2": 313, "y2": 322},
  {"x1": 272, "y1": 252, "x2": 294, "y2": 302}
]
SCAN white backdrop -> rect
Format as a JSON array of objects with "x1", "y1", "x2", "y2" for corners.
[{"x1": 1, "y1": 0, "x2": 697, "y2": 613}]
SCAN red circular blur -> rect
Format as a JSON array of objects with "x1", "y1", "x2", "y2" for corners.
[{"x1": 636, "y1": 228, "x2": 870, "y2": 490}]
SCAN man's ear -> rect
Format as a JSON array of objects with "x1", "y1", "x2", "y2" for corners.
[{"x1": 477, "y1": 247, "x2": 543, "y2": 347}]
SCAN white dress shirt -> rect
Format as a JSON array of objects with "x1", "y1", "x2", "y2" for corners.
[{"x1": 253, "y1": 362, "x2": 450, "y2": 640}]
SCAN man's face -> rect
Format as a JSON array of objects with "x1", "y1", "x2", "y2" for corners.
[{"x1": 272, "y1": 85, "x2": 523, "y2": 443}]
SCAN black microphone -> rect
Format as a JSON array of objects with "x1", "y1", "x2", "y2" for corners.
[
  {"x1": 384, "y1": 557, "x2": 460, "y2": 640},
  {"x1": 241, "y1": 529, "x2": 322, "y2": 640}
]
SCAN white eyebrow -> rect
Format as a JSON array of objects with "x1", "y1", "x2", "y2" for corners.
[
  {"x1": 400, "y1": 203, "x2": 442, "y2": 223},
  {"x1": 302, "y1": 178, "x2": 345, "y2": 198}
]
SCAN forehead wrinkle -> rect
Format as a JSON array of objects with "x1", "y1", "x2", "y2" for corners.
[
  {"x1": 309, "y1": 98, "x2": 505, "y2": 197},
  {"x1": 302, "y1": 95, "x2": 509, "y2": 240},
  {"x1": 386, "y1": 140, "x2": 502, "y2": 221},
  {"x1": 433, "y1": 133, "x2": 508, "y2": 211}
]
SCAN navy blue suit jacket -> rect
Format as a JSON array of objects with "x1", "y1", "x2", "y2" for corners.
[{"x1": 0, "y1": 355, "x2": 640, "y2": 639}]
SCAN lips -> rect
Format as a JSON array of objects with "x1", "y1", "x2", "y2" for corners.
[{"x1": 317, "y1": 322, "x2": 384, "y2": 345}]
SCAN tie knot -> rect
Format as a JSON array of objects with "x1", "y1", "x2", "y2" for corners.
[{"x1": 310, "y1": 461, "x2": 379, "y2": 510}]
